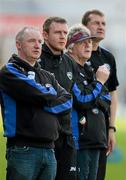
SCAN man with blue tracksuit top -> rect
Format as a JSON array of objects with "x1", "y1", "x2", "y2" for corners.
[
  {"x1": 66, "y1": 24, "x2": 111, "y2": 180},
  {"x1": 0, "y1": 27, "x2": 72, "y2": 180}
]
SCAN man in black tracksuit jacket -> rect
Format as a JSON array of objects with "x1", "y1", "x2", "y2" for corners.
[
  {"x1": 82, "y1": 9, "x2": 119, "y2": 179},
  {"x1": 40, "y1": 43, "x2": 77, "y2": 179},
  {"x1": 0, "y1": 54, "x2": 72, "y2": 146},
  {"x1": 39, "y1": 17, "x2": 77, "y2": 180},
  {"x1": 88, "y1": 46, "x2": 119, "y2": 180},
  {"x1": 40, "y1": 43, "x2": 76, "y2": 135},
  {"x1": 0, "y1": 27, "x2": 72, "y2": 180},
  {"x1": 66, "y1": 24, "x2": 111, "y2": 180}
]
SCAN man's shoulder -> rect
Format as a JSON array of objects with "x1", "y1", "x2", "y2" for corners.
[
  {"x1": 63, "y1": 53, "x2": 77, "y2": 66},
  {"x1": 100, "y1": 46, "x2": 115, "y2": 59},
  {"x1": 40, "y1": 68, "x2": 54, "y2": 77},
  {"x1": 63, "y1": 53, "x2": 78, "y2": 74}
]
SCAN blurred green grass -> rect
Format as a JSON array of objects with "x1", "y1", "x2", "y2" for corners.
[
  {"x1": 106, "y1": 117, "x2": 126, "y2": 180},
  {"x1": 0, "y1": 119, "x2": 6, "y2": 180},
  {"x1": 0, "y1": 117, "x2": 126, "y2": 180}
]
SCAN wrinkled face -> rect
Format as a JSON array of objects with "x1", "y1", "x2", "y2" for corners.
[
  {"x1": 43, "y1": 22, "x2": 68, "y2": 54},
  {"x1": 86, "y1": 14, "x2": 106, "y2": 41},
  {"x1": 72, "y1": 39, "x2": 92, "y2": 61},
  {"x1": 16, "y1": 29, "x2": 42, "y2": 64}
]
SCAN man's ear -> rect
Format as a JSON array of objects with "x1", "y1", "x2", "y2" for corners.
[
  {"x1": 42, "y1": 31, "x2": 49, "y2": 41},
  {"x1": 16, "y1": 40, "x2": 21, "y2": 51}
]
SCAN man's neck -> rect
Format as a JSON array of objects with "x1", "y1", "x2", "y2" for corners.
[
  {"x1": 69, "y1": 53, "x2": 86, "y2": 66},
  {"x1": 45, "y1": 42, "x2": 62, "y2": 55},
  {"x1": 18, "y1": 54, "x2": 36, "y2": 67},
  {"x1": 92, "y1": 41, "x2": 99, "y2": 51}
]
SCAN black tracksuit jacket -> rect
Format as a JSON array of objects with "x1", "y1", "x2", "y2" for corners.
[
  {"x1": 39, "y1": 45, "x2": 111, "y2": 150},
  {"x1": 68, "y1": 57, "x2": 111, "y2": 150},
  {"x1": 0, "y1": 55, "x2": 72, "y2": 148},
  {"x1": 40, "y1": 44, "x2": 77, "y2": 137},
  {"x1": 88, "y1": 46, "x2": 119, "y2": 92}
]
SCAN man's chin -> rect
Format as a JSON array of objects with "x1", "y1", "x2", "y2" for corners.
[
  {"x1": 57, "y1": 46, "x2": 65, "y2": 51},
  {"x1": 32, "y1": 56, "x2": 40, "y2": 61},
  {"x1": 93, "y1": 37, "x2": 104, "y2": 42}
]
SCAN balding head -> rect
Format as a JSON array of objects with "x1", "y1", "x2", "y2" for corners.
[{"x1": 16, "y1": 26, "x2": 42, "y2": 66}]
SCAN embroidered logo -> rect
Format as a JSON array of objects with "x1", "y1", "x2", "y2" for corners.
[
  {"x1": 83, "y1": 80, "x2": 88, "y2": 85},
  {"x1": 92, "y1": 108, "x2": 99, "y2": 114},
  {"x1": 70, "y1": 167, "x2": 76, "y2": 172},
  {"x1": 67, "y1": 72, "x2": 73, "y2": 80},
  {"x1": 28, "y1": 71, "x2": 35, "y2": 80},
  {"x1": 45, "y1": 83, "x2": 52, "y2": 88}
]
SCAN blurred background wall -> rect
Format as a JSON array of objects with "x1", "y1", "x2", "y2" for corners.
[{"x1": 0, "y1": 0, "x2": 126, "y2": 117}]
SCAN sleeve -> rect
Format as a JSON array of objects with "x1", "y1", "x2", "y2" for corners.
[
  {"x1": 0, "y1": 63, "x2": 58, "y2": 106},
  {"x1": 96, "y1": 86, "x2": 111, "y2": 113},
  {"x1": 106, "y1": 55, "x2": 119, "y2": 91},
  {"x1": 72, "y1": 81, "x2": 103, "y2": 110},
  {"x1": 44, "y1": 76, "x2": 72, "y2": 114},
  {"x1": 0, "y1": 63, "x2": 72, "y2": 114}
]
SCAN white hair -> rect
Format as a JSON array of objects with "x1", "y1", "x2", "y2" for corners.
[{"x1": 67, "y1": 23, "x2": 91, "y2": 51}]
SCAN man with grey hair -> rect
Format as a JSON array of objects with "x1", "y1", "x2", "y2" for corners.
[
  {"x1": 0, "y1": 26, "x2": 72, "y2": 180},
  {"x1": 66, "y1": 24, "x2": 95, "y2": 50},
  {"x1": 66, "y1": 24, "x2": 111, "y2": 180}
]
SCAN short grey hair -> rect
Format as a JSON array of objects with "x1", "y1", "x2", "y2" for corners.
[{"x1": 16, "y1": 26, "x2": 40, "y2": 41}]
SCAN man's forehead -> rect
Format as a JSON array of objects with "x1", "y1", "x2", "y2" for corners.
[
  {"x1": 89, "y1": 14, "x2": 105, "y2": 21},
  {"x1": 50, "y1": 22, "x2": 68, "y2": 30},
  {"x1": 23, "y1": 29, "x2": 41, "y2": 38}
]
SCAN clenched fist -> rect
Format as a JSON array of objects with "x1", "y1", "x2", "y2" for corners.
[{"x1": 96, "y1": 64, "x2": 110, "y2": 84}]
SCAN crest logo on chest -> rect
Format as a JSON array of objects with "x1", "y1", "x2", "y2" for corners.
[
  {"x1": 83, "y1": 80, "x2": 88, "y2": 85},
  {"x1": 28, "y1": 71, "x2": 35, "y2": 80},
  {"x1": 67, "y1": 72, "x2": 73, "y2": 80}
]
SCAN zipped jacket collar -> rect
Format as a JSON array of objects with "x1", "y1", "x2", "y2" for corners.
[{"x1": 8, "y1": 54, "x2": 41, "y2": 72}]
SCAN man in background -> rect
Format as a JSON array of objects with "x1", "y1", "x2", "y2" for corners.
[
  {"x1": 82, "y1": 9, "x2": 119, "y2": 180},
  {"x1": 39, "y1": 17, "x2": 77, "y2": 180}
]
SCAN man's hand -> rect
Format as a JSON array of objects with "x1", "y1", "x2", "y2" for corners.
[
  {"x1": 106, "y1": 129, "x2": 116, "y2": 156},
  {"x1": 96, "y1": 64, "x2": 110, "y2": 84}
]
